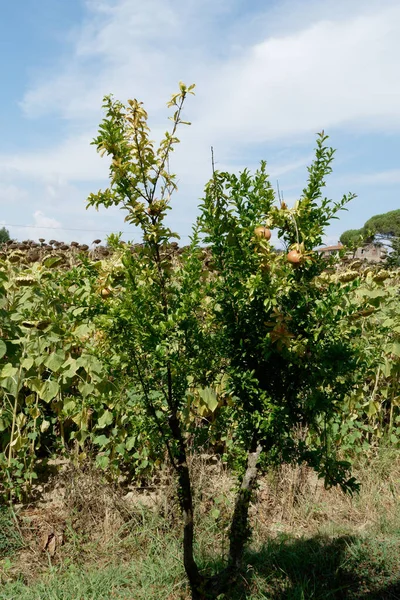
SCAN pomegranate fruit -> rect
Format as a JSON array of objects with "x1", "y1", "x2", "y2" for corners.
[
  {"x1": 287, "y1": 250, "x2": 302, "y2": 264},
  {"x1": 254, "y1": 226, "x2": 272, "y2": 240}
]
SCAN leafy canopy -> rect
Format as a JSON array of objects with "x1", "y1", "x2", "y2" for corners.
[
  {"x1": 340, "y1": 209, "x2": 400, "y2": 247},
  {"x1": 0, "y1": 227, "x2": 10, "y2": 244}
]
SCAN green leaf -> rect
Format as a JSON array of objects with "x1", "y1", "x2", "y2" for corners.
[
  {"x1": 21, "y1": 357, "x2": 34, "y2": 370},
  {"x1": 27, "y1": 377, "x2": 43, "y2": 394},
  {"x1": 77, "y1": 355, "x2": 104, "y2": 376},
  {"x1": 63, "y1": 400, "x2": 77, "y2": 414},
  {"x1": 10, "y1": 434, "x2": 24, "y2": 451},
  {"x1": 45, "y1": 352, "x2": 65, "y2": 372},
  {"x1": 125, "y1": 436, "x2": 136, "y2": 451},
  {"x1": 115, "y1": 443, "x2": 126, "y2": 455},
  {"x1": 42, "y1": 256, "x2": 64, "y2": 268},
  {"x1": 0, "y1": 363, "x2": 18, "y2": 379},
  {"x1": 74, "y1": 324, "x2": 93, "y2": 338},
  {"x1": 40, "y1": 380, "x2": 60, "y2": 403},
  {"x1": 389, "y1": 342, "x2": 400, "y2": 358},
  {"x1": 29, "y1": 406, "x2": 41, "y2": 419},
  {"x1": 198, "y1": 387, "x2": 219, "y2": 413},
  {"x1": 78, "y1": 381, "x2": 95, "y2": 398},
  {"x1": 61, "y1": 357, "x2": 79, "y2": 378},
  {"x1": 97, "y1": 410, "x2": 114, "y2": 429},
  {"x1": 93, "y1": 434, "x2": 109, "y2": 447},
  {"x1": 381, "y1": 360, "x2": 393, "y2": 378},
  {"x1": 96, "y1": 454, "x2": 109, "y2": 469},
  {"x1": 0, "y1": 339, "x2": 6, "y2": 359}
]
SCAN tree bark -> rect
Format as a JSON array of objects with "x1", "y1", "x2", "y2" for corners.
[
  {"x1": 167, "y1": 413, "x2": 204, "y2": 598},
  {"x1": 228, "y1": 441, "x2": 263, "y2": 569},
  {"x1": 199, "y1": 441, "x2": 263, "y2": 599}
]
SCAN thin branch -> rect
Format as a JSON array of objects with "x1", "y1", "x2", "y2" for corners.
[
  {"x1": 151, "y1": 94, "x2": 186, "y2": 204},
  {"x1": 130, "y1": 344, "x2": 177, "y2": 471}
]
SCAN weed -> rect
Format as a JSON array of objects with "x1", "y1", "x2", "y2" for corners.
[{"x1": 0, "y1": 507, "x2": 23, "y2": 558}]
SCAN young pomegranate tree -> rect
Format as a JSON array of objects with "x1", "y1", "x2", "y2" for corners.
[{"x1": 88, "y1": 85, "x2": 369, "y2": 599}]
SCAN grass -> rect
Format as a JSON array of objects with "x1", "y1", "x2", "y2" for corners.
[
  {"x1": 0, "y1": 507, "x2": 23, "y2": 559},
  {"x1": 0, "y1": 450, "x2": 400, "y2": 599},
  {"x1": 1, "y1": 531, "x2": 399, "y2": 599}
]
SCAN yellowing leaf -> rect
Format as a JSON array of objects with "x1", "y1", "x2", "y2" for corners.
[
  {"x1": 45, "y1": 352, "x2": 65, "y2": 372},
  {"x1": 41, "y1": 419, "x2": 51, "y2": 433},
  {"x1": 97, "y1": 410, "x2": 114, "y2": 429},
  {"x1": 40, "y1": 380, "x2": 60, "y2": 403},
  {"x1": 0, "y1": 363, "x2": 18, "y2": 379}
]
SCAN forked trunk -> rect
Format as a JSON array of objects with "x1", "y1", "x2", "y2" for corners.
[
  {"x1": 195, "y1": 441, "x2": 263, "y2": 599},
  {"x1": 228, "y1": 442, "x2": 263, "y2": 569}
]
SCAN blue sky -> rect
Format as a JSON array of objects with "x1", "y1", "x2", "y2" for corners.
[{"x1": 0, "y1": 0, "x2": 399, "y2": 246}]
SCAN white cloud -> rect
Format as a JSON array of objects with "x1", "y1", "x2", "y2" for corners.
[
  {"x1": 0, "y1": 133, "x2": 109, "y2": 183},
  {"x1": 0, "y1": 184, "x2": 29, "y2": 205},
  {"x1": 345, "y1": 169, "x2": 400, "y2": 185},
  {"x1": 20, "y1": 0, "x2": 400, "y2": 140},
  {"x1": 202, "y1": 5, "x2": 400, "y2": 142},
  {"x1": 32, "y1": 210, "x2": 61, "y2": 229},
  {"x1": 9, "y1": 211, "x2": 62, "y2": 242},
  {"x1": 3, "y1": 0, "x2": 400, "y2": 239},
  {"x1": 10, "y1": 0, "x2": 399, "y2": 189}
]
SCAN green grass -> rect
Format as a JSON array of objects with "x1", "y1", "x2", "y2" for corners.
[
  {"x1": 0, "y1": 507, "x2": 23, "y2": 559},
  {"x1": 1, "y1": 451, "x2": 400, "y2": 599},
  {"x1": 0, "y1": 562, "x2": 184, "y2": 600},
  {"x1": 1, "y1": 523, "x2": 400, "y2": 599}
]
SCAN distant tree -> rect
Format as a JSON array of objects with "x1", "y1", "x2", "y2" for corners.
[
  {"x1": 339, "y1": 228, "x2": 363, "y2": 247},
  {"x1": 340, "y1": 209, "x2": 400, "y2": 248},
  {"x1": 0, "y1": 227, "x2": 10, "y2": 244},
  {"x1": 386, "y1": 236, "x2": 400, "y2": 267},
  {"x1": 363, "y1": 209, "x2": 400, "y2": 243},
  {"x1": 340, "y1": 209, "x2": 400, "y2": 266}
]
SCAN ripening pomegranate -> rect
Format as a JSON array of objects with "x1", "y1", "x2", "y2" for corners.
[
  {"x1": 286, "y1": 250, "x2": 302, "y2": 264},
  {"x1": 254, "y1": 226, "x2": 272, "y2": 241}
]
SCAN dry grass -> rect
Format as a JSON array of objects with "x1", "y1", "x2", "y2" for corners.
[
  {"x1": 1, "y1": 448, "x2": 399, "y2": 598},
  {"x1": 252, "y1": 448, "x2": 400, "y2": 540}
]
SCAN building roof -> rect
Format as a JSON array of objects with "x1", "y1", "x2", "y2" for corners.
[{"x1": 317, "y1": 244, "x2": 343, "y2": 253}]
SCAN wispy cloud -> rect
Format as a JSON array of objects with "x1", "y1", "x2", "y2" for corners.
[
  {"x1": 0, "y1": 183, "x2": 28, "y2": 205},
  {"x1": 21, "y1": 0, "x2": 400, "y2": 140},
  {"x1": 0, "y1": 133, "x2": 109, "y2": 183},
  {"x1": 6, "y1": 211, "x2": 62, "y2": 242},
  {"x1": 345, "y1": 169, "x2": 400, "y2": 185},
  {"x1": 2, "y1": 0, "x2": 399, "y2": 241}
]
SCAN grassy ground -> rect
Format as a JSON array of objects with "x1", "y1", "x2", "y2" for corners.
[{"x1": 0, "y1": 449, "x2": 400, "y2": 599}]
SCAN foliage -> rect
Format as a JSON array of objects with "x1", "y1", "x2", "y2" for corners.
[
  {"x1": 0, "y1": 252, "x2": 167, "y2": 500},
  {"x1": 87, "y1": 82, "x2": 221, "y2": 598},
  {"x1": 327, "y1": 268, "x2": 400, "y2": 451},
  {"x1": 386, "y1": 236, "x2": 400, "y2": 267},
  {"x1": 198, "y1": 135, "x2": 372, "y2": 493},
  {"x1": 0, "y1": 507, "x2": 22, "y2": 557},
  {"x1": 364, "y1": 209, "x2": 400, "y2": 241},
  {"x1": 340, "y1": 228, "x2": 364, "y2": 248},
  {"x1": 87, "y1": 82, "x2": 380, "y2": 599},
  {"x1": 340, "y1": 209, "x2": 400, "y2": 259},
  {"x1": 0, "y1": 228, "x2": 10, "y2": 245},
  {"x1": 1, "y1": 82, "x2": 399, "y2": 598}
]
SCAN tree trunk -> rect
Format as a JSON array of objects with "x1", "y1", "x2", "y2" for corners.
[
  {"x1": 228, "y1": 441, "x2": 263, "y2": 569},
  {"x1": 199, "y1": 441, "x2": 263, "y2": 599},
  {"x1": 168, "y1": 406, "x2": 263, "y2": 599},
  {"x1": 167, "y1": 413, "x2": 205, "y2": 598}
]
